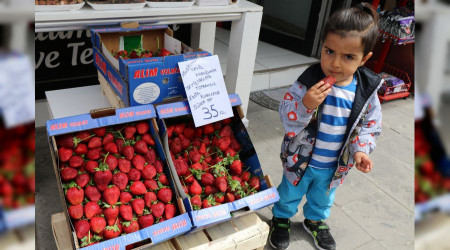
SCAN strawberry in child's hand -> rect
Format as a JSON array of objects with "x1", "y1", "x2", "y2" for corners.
[
  {"x1": 90, "y1": 217, "x2": 106, "y2": 234},
  {"x1": 74, "y1": 220, "x2": 90, "y2": 239},
  {"x1": 157, "y1": 188, "x2": 173, "y2": 204},
  {"x1": 103, "y1": 186, "x2": 120, "y2": 205},
  {"x1": 321, "y1": 76, "x2": 336, "y2": 88},
  {"x1": 84, "y1": 201, "x2": 101, "y2": 219},
  {"x1": 119, "y1": 204, "x2": 133, "y2": 221},
  {"x1": 132, "y1": 198, "x2": 145, "y2": 215}
]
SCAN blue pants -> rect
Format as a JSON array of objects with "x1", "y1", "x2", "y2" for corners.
[{"x1": 272, "y1": 167, "x2": 338, "y2": 221}]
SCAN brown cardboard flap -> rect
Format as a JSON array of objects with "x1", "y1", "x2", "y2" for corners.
[
  {"x1": 236, "y1": 106, "x2": 245, "y2": 120},
  {"x1": 121, "y1": 22, "x2": 139, "y2": 29},
  {"x1": 264, "y1": 175, "x2": 274, "y2": 188},
  {"x1": 90, "y1": 107, "x2": 116, "y2": 119}
]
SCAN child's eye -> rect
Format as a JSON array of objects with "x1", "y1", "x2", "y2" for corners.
[
  {"x1": 326, "y1": 49, "x2": 334, "y2": 55},
  {"x1": 345, "y1": 55, "x2": 354, "y2": 60}
]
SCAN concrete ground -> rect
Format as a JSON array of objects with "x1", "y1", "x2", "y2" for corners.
[{"x1": 35, "y1": 95, "x2": 414, "y2": 250}]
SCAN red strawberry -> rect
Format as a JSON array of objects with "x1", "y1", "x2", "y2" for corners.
[
  {"x1": 85, "y1": 185, "x2": 101, "y2": 202},
  {"x1": 151, "y1": 202, "x2": 165, "y2": 218},
  {"x1": 217, "y1": 137, "x2": 231, "y2": 152},
  {"x1": 190, "y1": 195, "x2": 202, "y2": 210},
  {"x1": 179, "y1": 134, "x2": 191, "y2": 150},
  {"x1": 250, "y1": 177, "x2": 260, "y2": 191},
  {"x1": 85, "y1": 161, "x2": 98, "y2": 174},
  {"x1": 103, "y1": 186, "x2": 120, "y2": 205},
  {"x1": 75, "y1": 173, "x2": 90, "y2": 188},
  {"x1": 68, "y1": 204, "x2": 83, "y2": 219},
  {"x1": 74, "y1": 143, "x2": 88, "y2": 155},
  {"x1": 321, "y1": 76, "x2": 336, "y2": 87},
  {"x1": 215, "y1": 176, "x2": 227, "y2": 193},
  {"x1": 184, "y1": 175, "x2": 194, "y2": 183},
  {"x1": 194, "y1": 127, "x2": 203, "y2": 138},
  {"x1": 138, "y1": 215, "x2": 154, "y2": 229},
  {"x1": 144, "y1": 148, "x2": 156, "y2": 165},
  {"x1": 94, "y1": 165, "x2": 112, "y2": 192},
  {"x1": 130, "y1": 181, "x2": 147, "y2": 195},
  {"x1": 142, "y1": 164, "x2": 157, "y2": 180},
  {"x1": 88, "y1": 137, "x2": 102, "y2": 148},
  {"x1": 158, "y1": 174, "x2": 170, "y2": 186},
  {"x1": 66, "y1": 186, "x2": 84, "y2": 205},
  {"x1": 90, "y1": 217, "x2": 106, "y2": 234},
  {"x1": 204, "y1": 185, "x2": 218, "y2": 196},
  {"x1": 120, "y1": 192, "x2": 132, "y2": 204},
  {"x1": 230, "y1": 139, "x2": 241, "y2": 151},
  {"x1": 122, "y1": 145, "x2": 135, "y2": 161},
  {"x1": 164, "y1": 203, "x2": 176, "y2": 219},
  {"x1": 183, "y1": 127, "x2": 195, "y2": 140},
  {"x1": 118, "y1": 158, "x2": 131, "y2": 173},
  {"x1": 241, "y1": 172, "x2": 250, "y2": 182},
  {"x1": 157, "y1": 188, "x2": 173, "y2": 204},
  {"x1": 222, "y1": 118, "x2": 232, "y2": 124},
  {"x1": 77, "y1": 131, "x2": 92, "y2": 142},
  {"x1": 219, "y1": 125, "x2": 233, "y2": 138},
  {"x1": 115, "y1": 139, "x2": 125, "y2": 154},
  {"x1": 103, "y1": 222, "x2": 122, "y2": 240},
  {"x1": 132, "y1": 198, "x2": 145, "y2": 215},
  {"x1": 213, "y1": 121, "x2": 222, "y2": 131},
  {"x1": 192, "y1": 138, "x2": 202, "y2": 148},
  {"x1": 136, "y1": 122, "x2": 150, "y2": 135},
  {"x1": 132, "y1": 155, "x2": 146, "y2": 170},
  {"x1": 202, "y1": 124, "x2": 214, "y2": 135},
  {"x1": 201, "y1": 173, "x2": 214, "y2": 186},
  {"x1": 142, "y1": 134, "x2": 155, "y2": 146},
  {"x1": 124, "y1": 125, "x2": 137, "y2": 139},
  {"x1": 202, "y1": 199, "x2": 212, "y2": 208},
  {"x1": 69, "y1": 156, "x2": 84, "y2": 168},
  {"x1": 144, "y1": 179, "x2": 158, "y2": 191},
  {"x1": 134, "y1": 140, "x2": 148, "y2": 155},
  {"x1": 198, "y1": 143, "x2": 206, "y2": 155},
  {"x1": 104, "y1": 142, "x2": 118, "y2": 154},
  {"x1": 214, "y1": 193, "x2": 224, "y2": 203},
  {"x1": 170, "y1": 138, "x2": 182, "y2": 154},
  {"x1": 61, "y1": 167, "x2": 78, "y2": 181},
  {"x1": 173, "y1": 124, "x2": 186, "y2": 136},
  {"x1": 167, "y1": 125, "x2": 174, "y2": 139},
  {"x1": 105, "y1": 155, "x2": 118, "y2": 171},
  {"x1": 189, "y1": 148, "x2": 202, "y2": 163},
  {"x1": 189, "y1": 180, "x2": 202, "y2": 195},
  {"x1": 225, "y1": 192, "x2": 235, "y2": 202},
  {"x1": 112, "y1": 173, "x2": 128, "y2": 191},
  {"x1": 92, "y1": 127, "x2": 106, "y2": 137},
  {"x1": 103, "y1": 133, "x2": 114, "y2": 146},
  {"x1": 127, "y1": 168, "x2": 141, "y2": 181},
  {"x1": 182, "y1": 185, "x2": 189, "y2": 194},
  {"x1": 57, "y1": 134, "x2": 80, "y2": 148},
  {"x1": 174, "y1": 158, "x2": 188, "y2": 176},
  {"x1": 84, "y1": 201, "x2": 101, "y2": 219},
  {"x1": 154, "y1": 160, "x2": 164, "y2": 174},
  {"x1": 144, "y1": 191, "x2": 157, "y2": 208},
  {"x1": 104, "y1": 206, "x2": 119, "y2": 226},
  {"x1": 74, "y1": 220, "x2": 90, "y2": 239},
  {"x1": 119, "y1": 205, "x2": 133, "y2": 221},
  {"x1": 230, "y1": 160, "x2": 243, "y2": 176},
  {"x1": 123, "y1": 221, "x2": 140, "y2": 234},
  {"x1": 225, "y1": 148, "x2": 236, "y2": 157},
  {"x1": 58, "y1": 147, "x2": 73, "y2": 163},
  {"x1": 86, "y1": 148, "x2": 101, "y2": 160}
]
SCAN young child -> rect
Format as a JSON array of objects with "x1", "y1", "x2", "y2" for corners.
[{"x1": 269, "y1": 3, "x2": 383, "y2": 250}]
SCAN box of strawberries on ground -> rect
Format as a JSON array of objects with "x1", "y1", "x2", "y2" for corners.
[
  {"x1": 46, "y1": 105, "x2": 192, "y2": 249},
  {"x1": 91, "y1": 24, "x2": 211, "y2": 107},
  {"x1": 156, "y1": 94, "x2": 280, "y2": 231}
]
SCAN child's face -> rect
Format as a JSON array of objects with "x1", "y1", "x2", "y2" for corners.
[{"x1": 320, "y1": 33, "x2": 372, "y2": 86}]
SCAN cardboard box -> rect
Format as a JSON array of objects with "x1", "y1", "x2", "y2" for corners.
[
  {"x1": 91, "y1": 25, "x2": 211, "y2": 107},
  {"x1": 46, "y1": 105, "x2": 192, "y2": 250},
  {"x1": 155, "y1": 94, "x2": 280, "y2": 231}
]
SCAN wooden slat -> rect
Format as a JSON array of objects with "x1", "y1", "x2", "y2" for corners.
[
  {"x1": 98, "y1": 71, "x2": 126, "y2": 108},
  {"x1": 137, "y1": 240, "x2": 176, "y2": 250},
  {"x1": 171, "y1": 230, "x2": 210, "y2": 250},
  {"x1": 52, "y1": 213, "x2": 74, "y2": 250}
]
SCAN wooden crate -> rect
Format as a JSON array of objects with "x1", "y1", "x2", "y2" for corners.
[
  {"x1": 98, "y1": 71, "x2": 126, "y2": 109},
  {"x1": 52, "y1": 212, "x2": 269, "y2": 250}
]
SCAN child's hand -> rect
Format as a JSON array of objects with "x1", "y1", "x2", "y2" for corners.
[
  {"x1": 354, "y1": 152, "x2": 373, "y2": 173},
  {"x1": 302, "y1": 80, "x2": 332, "y2": 110}
]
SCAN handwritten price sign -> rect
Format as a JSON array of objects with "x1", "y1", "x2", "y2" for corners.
[{"x1": 178, "y1": 55, "x2": 233, "y2": 127}]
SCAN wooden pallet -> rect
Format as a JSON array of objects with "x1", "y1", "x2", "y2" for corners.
[{"x1": 52, "y1": 212, "x2": 269, "y2": 250}]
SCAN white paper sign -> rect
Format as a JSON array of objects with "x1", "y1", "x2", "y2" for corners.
[{"x1": 178, "y1": 55, "x2": 233, "y2": 127}]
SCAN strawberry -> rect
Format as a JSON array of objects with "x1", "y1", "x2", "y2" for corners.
[
  {"x1": 134, "y1": 140, "x2": 148, "y2": 155},
  {"x1": 225, "y1": 192, "x2": 235, "y2": 202},
  {"x1": 219, "y1": 125, "x2": 233, "y2": 138},
  {"x1": 74, "y1": 220, "x2": 90, "y2": 239},
  {"x1": 214, "y1": 176, "x2": 227, "y2": 193},
  {"x1": 230, "y1": 160, "x2": 243, "y2": 176},
  {"x1": 190, "y1": 195, "x2": 202, "y2": 210},
  {"x1": 204, "y1": 185, "x2": 218, "y2": 196},
  {"x1": 174, "y1": 124, "x2": 186, "y2": 136},
  {"x1": 127, "y1": 168, "x2": 141, "y2": 181},
  {"x1": 75, "y1": 173, "x2": 90, "y2": 188},
  {"x1": 144, "y1": 191, "x2": 157, "y2": 208},
  {"x1": 57, "y1": 134, "x2": 81, "y2": 149},
  {"x1": 104, "y1": 206, "x2": 119, "y2": 226},
  {"x1": 192, "y1": 138, "x2": 202, "y2": 148},
  {"x1": 189, "y1": 148, "x2": 202, "y2": 163},
  {"x1": 88, "y1": 137, "x2": 102, "y2": 149},
  {"x1": 66, "y1": 186, "x2": 84, "y2": 205},
  {"x1": 68, "y1": 204, "x2": 83, "y2": 219},
  {"x1": 199, "y1": 143, "x2": 206, "y2": 155},
  {"x1": 158, "y1": 174, "x2": 170, "y2": 186},
  {"x1": 169, "y1": 138, "x2": 182, "y2": 154},
  {"x1": 194, "y1": 127, "x2": 203, "y2": 138},
  {"x1": 138, "y1": 214, "x2": 154, "y2": 229},
  {"x1": 154, "y1": 160, "x2": 164, "y2": 174},
  {"x1": 85, "y1": 185, "x2": 101, "y2": 202},
  {"x1": 167, "y1": 125, "x2": 175, "y2": 138},
  {"x1": 184, "y1": 175, "x2": 194, "y2": 183},
  {"x1": 122, "y1": 221, "x2": 140, "y2": 234},
  {"x1": 92, "y1": 127, "x2": 107, "y2": 137},
  {"x1": 174, "y1": 158, "x2": 189, "y2": 176},
  {"x1": 120, "y1": 192, "x2": 132, "y2": 204},
  {"x1": 58, "y1": 147, "x2": 73, "y2": 163},
  {"x1": 142, "y1": 164, "x2": 157, "y2": 180},
  {"x1": 132, "y1": 155, "x2": 146, "y2": 170},
  {"x1": 122, "y1": 145, "x2": 135, "y2": 161},
  {"x1": 94, "y1": 164, "x2": 112, "y2": 192},
  {"x1": 157, "y1": 188, "x2": 173, "y2": 204},
  {"x1": 85, "y1": 161, "x2": 98, "y2": 174},
  {"x1": 249, "y1": 177, "x2": 260, "y2": 191},
  {"x1": 118, "y1": 158, "x2": 131, "y2": 173},
  {"x1": 144, "y1": 179, "x2": 158, "y2": 191},
  {"x1": 136, "y1": 122, "x2": 150, "y2": 135},
  {"x1": 202, "y1": 124, "x2": 214, "y2": 135},
  {"x1": 103, "y1": 186, "x2": 120, "y2": 205},
  {"x1": 102, "y1": 133, "x2": 114, "y2": 145},
  {"x1": 179, "y1": 134, "x2": 191, "y2": 150},
  {"x1": 61, "y1": 167, "x2": 78, "y2": 181},
  {"x1": 124, "y1": 125, "x2": 137, "y2": 139},
  {"x1": 241, "y1": 171, "x2": 250, "y2": 182},
  {"x1": 86, "y1": 148, "x2": 101, "y2": 160},
  {"x1": 321, "y1": 76, "x2": 336, "y2": 87},
  {"x1": 202, "y1": 199, "x2": 212, "y2": 208},
  {"x1": 69, "y1": 156, "x2": 84, "y2": 168},
  {"x1": 222, "y1": 118, "x2": 232, "y2": 124},
  {"x1": 103, "y1": 222, "x2": 122, "y2": 240},
  {"x1": 130, "y1": 181, "x2": 147, "y2": 195},
  {"x1": 132, "y1": 198, "x2": 145, "y2": 215},
  {"x1": 105, "y1": 155, "x2": 118, "y2": 171},
  {"x1": 217, "y1": 137, "x2": 231, "y2": 152},
  {"x1": 151, "y1": 202, "x2": 165, "y2": 218},
  {"x1": 164, "y1": 203, "x2": 176, "y2": 219},
  {"x1": 119, "y1": 204, "x2": 133, "y2": 221},
  {"x1": 182, "y1": 185, "x2": 189, "y2": 194},
  {"x1": 90, "y1": 217, "x2": 106, "y2": 234},
  {"x1": 183, "y1": 127, "x2": 195, "y2": 140},
  {"x1": 104, "y1": 142, "x2": 118, "y2": 155},
  {"x1": 77, "y1": 131, "x2": 92, "y2": 142},
  {"x1": 84, "y1": 201, "x2": 101, "y2": 219},
  {"x1": 112, "y1": 173, "x2": 128, "y2": 191},
  {"x1": 230, "y1": 139, "x2": 241, "y2": 151},
  {"x1": 115, "y1": 139, "x2": 125, "y2": 154},
  {"x1": 201, "y1": 173, "x2": 214, "y2": 186},
  {"x1": 144, "y1": 148, "x2": 156, "y2": 165},
  {"x1": 74, "y1": 144, "x2": 88, "y2": 155},
  {"x1": 214, "y1": 193, "x2": 224, "y2": 203},
  {"x1": 142, "y1": 134, "x2": 155, "y2": 146},
  {"x1": 189, "y1": 180, "x2": 202, "y2": 195},
  {"x1": 225, "y1": 148, "x2": 236, "y2": 157},
  {"x1": 213, "y1": 121, "x2": 222, "y2": 131}
]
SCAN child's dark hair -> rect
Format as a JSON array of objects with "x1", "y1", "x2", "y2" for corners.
[{"x1": 322, "y1": 2, "x2": 379, "y2": 56}]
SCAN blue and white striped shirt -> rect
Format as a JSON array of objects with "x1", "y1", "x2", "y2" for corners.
[{"x1": 309, "y1": 76, "x2": 357, "y2": 169}]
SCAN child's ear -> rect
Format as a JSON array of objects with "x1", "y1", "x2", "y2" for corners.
[{"x1": 360, "y1": 52, "x2": 373, "y2": 66}]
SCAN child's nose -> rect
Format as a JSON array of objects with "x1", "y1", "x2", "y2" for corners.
[{"x1": 331, "y1": 57, "x2": 340, "y2": 68}]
